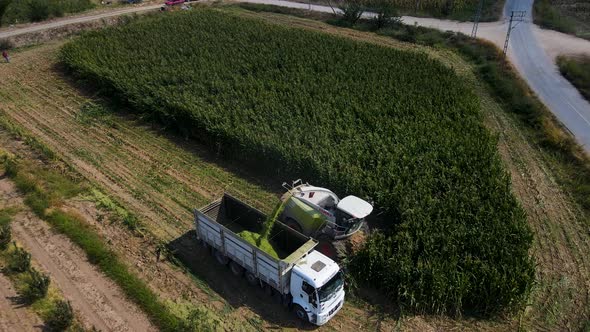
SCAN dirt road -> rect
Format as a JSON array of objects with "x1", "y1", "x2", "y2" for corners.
[
  {"x1": 0, "y1": 4, "x2": 162, "y2": 39},
  {"x1": 0, "y1": 177, "x2": 156, "y2": 332},
  {"x1": 0, "y1": 265, "x2": 43, "y2": 332}
]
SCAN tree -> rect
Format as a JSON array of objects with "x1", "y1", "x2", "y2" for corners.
[
  {"x1": 338, "y1": 0, "x2": 365, "y2": 25},
  {"x1": 369, "y1": 0, "x2": 401, "y2": 30},
  {"x1": 27, "y1": 0, "x2": 50, "y2": 22},
  {"x1": 0, "y1": 0, "x2": 12, "y2": 25}
]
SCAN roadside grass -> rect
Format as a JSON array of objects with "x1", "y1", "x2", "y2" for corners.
[
  {"x1": 557, "y1": 55, "x2": 590, "y2": 102},
  {"x1": 1, "y1": 0, "x2": 95, "y2": 26},
  {"x1": 287, "y1": 0, "x2": 505, "y2": 22},
  {"x1": 236, "y1": 2, "x2": 590, "y2": 222},
  {"x1": 533, "y1": 0, "x2": 590, "y2": 40},
  {"x1": 1, "y1": 154, "x2": 186, "y2": 331},
  {"x1": 0, "y1": 207, "x2": 81, "y2": 331},
  {"x1": 533, "y1": 0, "x2": 576, "y2": 34}
]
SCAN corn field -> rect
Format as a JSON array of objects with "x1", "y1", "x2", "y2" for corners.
[{"x1": 60, "y1": 9, "x2": 534, "y2": 314}]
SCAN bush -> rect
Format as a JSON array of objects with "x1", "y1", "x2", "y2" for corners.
[
  {"x1": 557, "y1": 55, "x2": 590, "y2": 101},
  {"x1": 369, "y1": 0, "x2": 401, "y2": 30},
  {"x1": 0, "y1": 0, "x2": 12, "y2": 23},
  {"x1": 27, "y1": 0, "x2": 50, "y2": 22},
  {"x1": 338, "y1": 0, "x2": 365, "y2": 24},
  {"x1": 533, "y1": 0, "x2": 576, "y2": 34},
  {"x1": 20, "y1": 268, "x2": 50, "y2": 303},
  {"x1": 0, "y1": 38, "x2": 13, "y2": 51},
  {"x1": 0, "y1": 224, "x2": 11, "y2": 250},
  {"x1": 8, "y1": 245, "x2": 31, "y2": 273},
  {"x1": 46, "y1": 300, "x2": 74, "y2": 331}
]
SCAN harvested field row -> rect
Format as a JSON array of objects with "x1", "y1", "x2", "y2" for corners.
[{"x1": 0, "y1": 172, "x2": 155, "y2": 331}]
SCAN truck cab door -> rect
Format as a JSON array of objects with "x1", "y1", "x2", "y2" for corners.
[{"x1": 290, "y1": 274, "x2": 316, "y2": 313}]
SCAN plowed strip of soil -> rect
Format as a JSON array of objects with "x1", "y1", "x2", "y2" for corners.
[{"x1": 0, "y1": 178, "x2": 156, "y2": 332}]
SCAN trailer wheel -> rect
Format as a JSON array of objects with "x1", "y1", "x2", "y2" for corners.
[
  {"x1": 213, "y1": 249, "x2": 229, "y2": 265},
  {"x1": 285, "y1": 218, "x2": 302, "y2": 233},
  {"x1": 245, "y1": 271, "x2": 258, "y2": 286},
  {"x1": 293, "y1": 304, "x2": 308, "y2": 322},
  {"x1": 264, "y1": 283, "x2": 274, "y2": 296},
  {"x1": 200, "y1": 239, "x2": 209, "y2": 251},
  {"x1": 229, "y1": 261, "x2": 244, "y2": 276}
]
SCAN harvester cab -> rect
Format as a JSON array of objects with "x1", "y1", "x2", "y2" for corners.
[{"x1": 280, "y1": 180, "x2": 373, "y2": 241}]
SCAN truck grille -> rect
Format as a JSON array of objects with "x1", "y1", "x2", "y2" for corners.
[{"x1": 329, "y1": 301, "x2": 342, "y2": 316}]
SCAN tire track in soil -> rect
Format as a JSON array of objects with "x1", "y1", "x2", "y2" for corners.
[
  {"x1": 483, "y1": 92, "x2": 590, "y2": 331},
  {"x1": 0, "y1": 178, "x2": 156, "y2": 332}
]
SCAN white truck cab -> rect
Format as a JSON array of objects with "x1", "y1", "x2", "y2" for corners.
[{"x1": 290, "y1": 250, "x2": 345, "y2": 325}]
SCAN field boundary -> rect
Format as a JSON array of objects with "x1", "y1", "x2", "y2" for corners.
[{"x1": 0, "y1": 128, "x2": 184, "y2": 331}]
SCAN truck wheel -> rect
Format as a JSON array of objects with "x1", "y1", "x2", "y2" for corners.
[
  {"x1": 264, "y1": 283, "x2": 274, "y2": 296},
  {"x1": 213, "y1": 249, "x2": 229, "y2": 265},
  {"x1": 285, "y1": 218, "x2": 302, "y2": 233},
  {"x1": 229, "y1": 261, "x2": 244, "y2": 276},
  {"x1": 245, "y1": 271, "x2": 258, "y2": 286},
  {"x1": 293, "y1": 304, "x2": 308, "y2": 322},
  {"x1": 281, "y1": 294, "x2": 291, "y2": 308}
]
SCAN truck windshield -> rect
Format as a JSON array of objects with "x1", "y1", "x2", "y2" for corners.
[{"x1": 318, "y1": 271, "x2": 343, "y2": 303}]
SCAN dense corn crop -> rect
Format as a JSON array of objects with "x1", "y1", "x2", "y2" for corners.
[{"x1": 61, "y1": 9, "x2": 534, "y2": 314}]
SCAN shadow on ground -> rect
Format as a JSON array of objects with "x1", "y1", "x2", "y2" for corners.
[{"x1": 168, "y1": 230, "x2": 317, "y2": 330}]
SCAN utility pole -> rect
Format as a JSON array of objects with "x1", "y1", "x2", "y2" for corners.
[
  {"x1": 503, "y1": 10, "x2": 526, "y2": 56},
  {"x1": 471, "y1": 0, "x2": 484, "y2": 38}
]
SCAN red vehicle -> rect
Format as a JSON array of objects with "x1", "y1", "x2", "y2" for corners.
[{"x1": 165, "y1": 0, "x2": 184, "y2": 5}]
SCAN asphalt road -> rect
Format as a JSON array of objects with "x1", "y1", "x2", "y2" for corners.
[
  {"x1": 504, "y1": 0, "x2": 590, "y2": 150},
  {"x1": 1, "y1": 0, "x2": 589, "y2": 151}
]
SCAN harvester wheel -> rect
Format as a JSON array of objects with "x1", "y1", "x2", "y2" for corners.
[{"x1": 285, "y1": 218, "x2": 302, "y2": 233}]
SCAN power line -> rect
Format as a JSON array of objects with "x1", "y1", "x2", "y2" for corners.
[
  {"x1": 503, "y1": 10, "x2": 527, "y2": 55},
  {"x1": 471, "y1": 0, "x2": 484, "y2": 38}
]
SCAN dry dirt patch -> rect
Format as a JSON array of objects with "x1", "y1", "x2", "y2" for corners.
[
  {"x1": 0, "y1": 177, "x2": 156, "y2": 332},
  {"x1": 0, "y1": 252, "x2": 43, "y2": 332}
]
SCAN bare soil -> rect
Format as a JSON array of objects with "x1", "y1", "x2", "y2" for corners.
[
  {"x1": 0, "y1": 261, "x2": 44, "y2": 332},
  {"x1": 0, "y1": 11, "x2": 588, "y2": 331},
  {"x1": 0, "y1": 177, "x2": 156, "y2": 332}
]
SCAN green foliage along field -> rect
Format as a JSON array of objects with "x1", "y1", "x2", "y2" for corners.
[
  {"x1": 558, "y1": 55, "x2": 590, "y2": 101},
  {"x1": 0, "y1": 0, "x2": 94, "y2": 26},
  {"x1": 534, "y1": 0, "x2": 590, "y2": 39},
  {"x1": 61, "y1": 8, "x2": 534, "y2": 315},
  {"x1": 388, "y1": 0, "x2": 503, "y2": 21}
]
